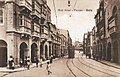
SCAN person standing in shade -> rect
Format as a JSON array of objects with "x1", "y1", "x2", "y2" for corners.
[
  {"x1": 9, "y1": 56, "x2": 13, "y2": 69},
  {"x1": 11, "y1": 58, "x2": 15, "y2": 70},
  {"x1": 27, "y1": 56, "x2": 30, "y2": 70},
  {"x1": 35, "y1": 56, "x2": 39, "y2": 67},
  {"x1": 39, "y1": 58, "x2": 43, "y2": 67},
  {"x1": 24, "y1": 56, "x2": 28, "y2": 68},
  {"x1": 46, "y1": 62, "x2": 52, "y2": 75},
  {"x1": 50, "y1": 55, "x2": 53, "y2": 64}
]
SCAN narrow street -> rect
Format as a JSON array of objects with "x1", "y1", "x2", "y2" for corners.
[
  {"x1": 0, "y1": 0, "x2": 120, "y2": 77},
  {"x1": 3, "y1": 51, "x2": 120, "y2": 77}
]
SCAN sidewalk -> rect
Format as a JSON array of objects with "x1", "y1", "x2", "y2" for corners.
[
  {"x1": 0, "y1": 60, "x2": 50, "y2": 77},
  {"x1": 82, "y1": 54, "x2": 120, "y2": 69},
  {"x1": 99, "y1": 60, "x2": 120, "y2": 69}
]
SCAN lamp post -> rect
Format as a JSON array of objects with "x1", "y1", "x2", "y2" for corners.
[{"x1": 68, "y1": 0, "x2": 71, "y2": 7}]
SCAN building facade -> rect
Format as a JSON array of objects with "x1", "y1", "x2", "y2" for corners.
[
  {"x1": 104, "y1": 0, "x2": 120, "y2": 63},
  {"x1": 92, "y1": 26, "x2": 97, "y2": 59},
  {"x1": 94, "y1": 0, "x2": 106, "y2": 60},
  {"x1": 83, "y1": 0, "x2": 120, "y2": 64},
  {"x1": 0, "y1": 0, "x2": 73, "y2": 67},
  {"x1": 59, "y1": 29, "x2": 72, "y2": 56},
  {"x1": 83, "y1": 33, "x2": 87, "y2": 55}
]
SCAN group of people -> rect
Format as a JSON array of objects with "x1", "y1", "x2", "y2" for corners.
[
  {"x1": 19, "y1": 56, "x2": 40, "y2": 69},
  {"x1": 8, "y1": 55, "x2": 53, "y2": 75},
  {"x1": 8, "y1": 56, "x2": 31, "y2": 70}
]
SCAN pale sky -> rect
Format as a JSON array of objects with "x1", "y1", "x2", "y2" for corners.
[{"x1": 47, "y1": 0, "x2": 100, "y2": 42}]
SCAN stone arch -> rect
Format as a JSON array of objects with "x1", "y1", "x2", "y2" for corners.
[
  {"x1": 113, "y1": 41, "x2": 118, "y2": 63},
  {"x1": 20, "y1": 42, "x2": 28, "y2": 63},
  {"x1": 31, "y1": 43, "x2": 38, "y2": 63},
  {"x1": 0, "y1": 40, "x2": 7, "y2": 67},
  {"x1": 107, "y1": 42, "x2": 111, "y2": 61}
]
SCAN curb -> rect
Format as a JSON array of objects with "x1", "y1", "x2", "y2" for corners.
[
  {"x1": 99, "y1": 61, "x2": 120, "y2": 69},
  {"x1": 0, "y1": 60, "x2": 50, "y2": 77}
]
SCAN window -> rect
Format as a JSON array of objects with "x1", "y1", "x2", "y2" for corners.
[
  {"x1": 0, "y1": 8, "x2": 3, "y2": 24},
  {"x1": 20, "y1": 16, "x2": 23, "y2": 25}
]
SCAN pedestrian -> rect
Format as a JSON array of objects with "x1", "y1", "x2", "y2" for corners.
[
  {"x1": 24, "y1": 56, "x2": 28, "y2": 68},
  {"x1": 86, "y1": 53, "x2": 88, "y2": 58},
  {"x1": 27, "y1": 56, "x2": 30, "y2": 70},
  {"x1": 39, "y1": 58, "x2": 43, "y2": 67},
  {"x1": 9, "y1": 56, "x2": 13, "y2": 69},
  {"x1": 35, "y1": 56, "x2": 39, "y2": 67},
  {"x1": 96, "y1": 54, "x2": 99, "y2": 61},
  {"x1": 11, "y1": 58, "x2": 15, "y2": 70},
  {"x1": 50, "y1": 56, "x2": 53, "y2": 64},
  {"x1": 46, "y1": 62, "x2": 52, "y2": 75},
  {"x1": 19, "y1": 58, "x2": 23, "y2": 67}
]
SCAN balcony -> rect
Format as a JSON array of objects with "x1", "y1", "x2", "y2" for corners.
[
  {"x1": 40, "y1": 33, "x2": 48, "y2": 39},
  {"x1": 108, "y1": 16, "x2": 117, "y2": 35},
  {"x1": 41, "y1": 13, "x2": 46, "y2": 20},
  {"x1": 18, "y1": 0, "x2": 32, "y2": 11},
  {"x1": 19, "y1": 26, "x2": 31, "y2": 35},
  {"x1": 32, "y1": 2, "x2": 41, "y2": 16},
  {"x1": 32, "y1": 31, "x2": 40, "y2": 38},
  {"x1": 32, "y1": 10, "x2": 40, "y2": 18},
  {"x1": 109, "y1": 26, "x2": 117, "y2": 35}
]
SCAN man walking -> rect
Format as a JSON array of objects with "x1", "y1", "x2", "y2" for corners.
[{"x1": 46, "y1": 62, "x2": 52, "y2": 75}]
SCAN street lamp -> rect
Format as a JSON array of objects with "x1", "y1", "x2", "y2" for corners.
[{"x1": 68, "y1": 0, "x2": 71, "y2": 7}]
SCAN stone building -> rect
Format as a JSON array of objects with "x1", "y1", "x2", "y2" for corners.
[
  {"x1": 104, "y1": 0, "x2": 120, "y2": 63},
  {"x1": 94, "y1": 0, "x2": 106, "y2": 60},
  {"x1": 92, "y1": 26, "x2": 97, "y2": 59},
  {"x1": 83, "y1": 33, "x2": 87, "y2": 54},
  {"x1": 74, "y1": 41, "x2": 83, "y2": 51},
  {"x1": 0, "y1": 0, "x2": 34, "y2": 67},
  {"x1": 0, "y1": 0, "x2": 73, "y2": 67},
  {"x1": 0, "y1": 0, "x2": 50, "y2": 67},
  {"x1": 40, "y1": 1, "x2": 51, "y2": 60},
  {"x1": 59, "y1": 34, "x2": 66, "y2": 56},
  {"x1": 91, "y1": 0, "x2": 120, "y2": 63},
  {"x1": 94, "y1": 0, "x2": 120, "y2": 63},
  {"x1": 59, "y1": 29, "x2": 71, "y2": 56},
  {"x1": 83, "y1": 32, "x2": 93, "y2": 58},
  {"x1": 87, "y1": 32, "x2": 93, "y2": 57}
]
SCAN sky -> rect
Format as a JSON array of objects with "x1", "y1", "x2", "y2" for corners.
[{"x1": 47, "y1": 0, "x2": 100, "y2": 42}]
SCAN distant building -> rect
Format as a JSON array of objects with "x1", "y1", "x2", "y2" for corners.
[
  {"x1": 58, "y1": 29, "x2": 72, "y2": 56},
  {"x1": 83, "y1": 33, "x2": 87, "y2": 54},
  {"x1": 74, "y1": 41, "x2": 83, "y2": 51},
  {"x1": 60, "y1": 34, "x2": 67, "y2": 55},
  {"x1": 92, "y1": 26, "x2": 97, "y2": 59}
]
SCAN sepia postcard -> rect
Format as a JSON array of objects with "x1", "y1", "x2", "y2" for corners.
[{"x1": 0, "y1": 0, "x2": 120, "y2": 77}]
